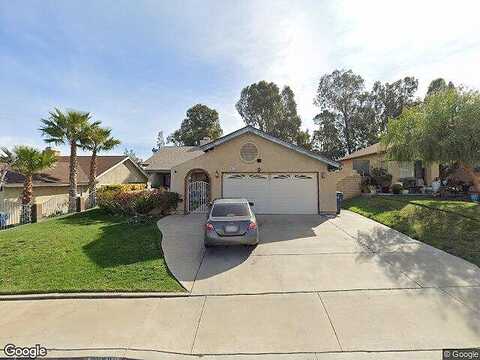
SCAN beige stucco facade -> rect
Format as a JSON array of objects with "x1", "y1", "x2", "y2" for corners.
[
  {"x1": 96, "y1": 160, "x2": 147, "y2": 186},
  {"x1": 1, "y1": 159, "x2": 147, "y2": 204},
  {"x1": 171, "y1": 132, "x2": 339, "y2": 214},
  {"x1": 0, "y1": 185, "x2": 89, "y2": 204},
  {"x1": 341, "y1": 153, "x2": 440, "y2": 185}
]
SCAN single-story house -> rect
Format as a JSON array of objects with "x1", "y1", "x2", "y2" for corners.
[
  {"x1": 143, "y1": 146, "x2": 204, "y2": 189},
  {"x1": 146, "y1": 125, "x2": 342, "y2": 214},
  {"x1": 0, "y1": 154, "x2": 148, "y2": 203},
  {"x1": 340, "y1": 143, "x2": 440, "y2": 186}
]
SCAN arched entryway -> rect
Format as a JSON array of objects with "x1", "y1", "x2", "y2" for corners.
[{"x1": 185, "y1": 168, "x2": 210, "y2": 214}]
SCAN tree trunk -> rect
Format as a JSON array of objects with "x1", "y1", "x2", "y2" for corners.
[
  {"x1": 461, "y1": 163, "x2": 480, "y2": 192},
  {"x1": 0, "y1": 164, "x2": 8, "y2": 190},
  {"x1": 20, "y1": 175, "x2": 33, "y2": 224},
  {"x1": 22, "y1": 175, "x2": 33, "y2": 205},
  {"x1": 68, "y1": 141, "x2": 78, "y2": 213},
  {"x1": 88, "y1": 149, "x2": 98, "y2": 207}
]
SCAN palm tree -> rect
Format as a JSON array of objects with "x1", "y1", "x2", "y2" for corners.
[
  {"x1": 83, "y1": 124, "x2": 120, "y2": 206},
  {"x1": 1, "y1": 146, "x2": 57, "y2": 223},
  {"x1": 40, "y1": 108, "x2": 97, "y2": 212}
]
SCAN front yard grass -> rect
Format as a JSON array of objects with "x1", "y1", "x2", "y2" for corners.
[
  {"x1": 343, "y1": 196, "x2": 480, "y2": 267},
  {"x1": 0, "y1": 209, "x2": 183, "y2": 294}
]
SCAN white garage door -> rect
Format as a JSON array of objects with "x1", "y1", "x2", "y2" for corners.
[{"x1": 222, "y1": 173, "x2": 318, "y2": 214}]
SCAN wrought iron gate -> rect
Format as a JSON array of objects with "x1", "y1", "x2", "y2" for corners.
[{"x1": 187, "y1": 181, "x2": 209, "y2": 213}]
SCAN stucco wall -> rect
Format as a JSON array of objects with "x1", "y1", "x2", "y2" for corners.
[
  {"x1": 1, "y1": 160, "x2": 146, "y2": 204},
  {"x1": 1, "y1": 185, "x2": 89, "y2": 203},
  {"x1": 171, "y1": 132, "x2": 338, "y2": 214},
  {"x1": 97, "y1": 159, "x2": 147, "y2": 185}
]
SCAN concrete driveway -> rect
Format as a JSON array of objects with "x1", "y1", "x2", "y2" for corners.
[
  {"x1": 154, "y1": 211, "x2": 480, "y2": 356},
  {"x1": 159, "y1": 212, "x2": 480, "y2": 294},
  {"x1": 1, "y1": 211, "x2": 479, "y2": 359}
]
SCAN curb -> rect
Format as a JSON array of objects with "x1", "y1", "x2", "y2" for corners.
[{"x1": 0, "y1": 291, "x2": 189, "y2": 301}]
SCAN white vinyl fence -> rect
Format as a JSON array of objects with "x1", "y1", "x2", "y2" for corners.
[
  {"x1": 0, "y1": 199, "x2": 22, "y2": 230},
  {"x1": 40, "y1": 196, "x2": 69, "y2": 218}
]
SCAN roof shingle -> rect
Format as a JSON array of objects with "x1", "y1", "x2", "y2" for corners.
[
  {"x1": 340, "y1": 143, "x2": 385, "y2": 161},
  {"x1": 143, "y1": 146, "x2": 204, "y2": 171},
  {"x1": 4, "y1": 156, "x2": 127, "y2": 185}
]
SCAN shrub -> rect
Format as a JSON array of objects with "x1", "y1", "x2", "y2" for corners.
[
  {"x1": 98, "y1": 189, "x2": 180, "y2": 216},
  {"x1": 392, "y1": 183, "x2": 403, "y2": 194},
  {"x1": 361, "y1": 175, "x2": 372, "y2": 193},
  {"x1": 100, "y1": 183, "x2": 146, "y2": 193},
  {"x1": 370, "y1": 168, "x2": 393, "y2": 188}
]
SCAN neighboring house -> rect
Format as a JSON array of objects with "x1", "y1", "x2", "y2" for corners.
[
  {"x1": 0, "y1": 155, "x2": 148, "y2": 203},
  {"x1": 340, "y1": 143, "x2": 440, "y2": 186},
  {"x1": 143, "y1": 146, "x2": 204, "y2": 189},
  {"x1": 147, "y1": 125, "x2": 342, "y2": 214}
]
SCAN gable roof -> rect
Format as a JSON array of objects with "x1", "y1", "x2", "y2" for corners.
[
  {"x1": 199, "y1": 126, "x2": 341, "y2": 168},
  {"x1": 4, "y1": 155, "x2": 146, "y2": 187},
  {"x1": 340, "y1": 143, "x2": 385, "y2": 161},
  {"x1": 143, "y1": 146, "x2": 204, "y2": 171}
]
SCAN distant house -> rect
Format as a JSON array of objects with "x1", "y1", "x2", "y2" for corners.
[
  {"x1": 142, "y1": 146, "x2": 204, "y2": 189},
  {"x1": 340, "y1": 143, "x2": 440, "y2": 186},
  {"x1": 0, "y1": 154, "x2": 148, "y2": 203}
]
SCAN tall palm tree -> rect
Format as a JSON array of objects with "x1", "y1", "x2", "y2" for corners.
[
  {"x1": 2, "y1": 146, "x2": 57, "y2": 223},
  {"x1": 83, "y1": 124, "x2": 121, "y2": 206},
  {"x1": 40, "y1": 108, "x2": 97, "y2": 212}
]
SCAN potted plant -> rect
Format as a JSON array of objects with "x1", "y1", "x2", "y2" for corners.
[{"x1": 392, "y1": 183, "x2": 403, "y2": 195}]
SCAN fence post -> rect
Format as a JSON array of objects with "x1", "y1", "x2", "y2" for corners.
[
  {"x1": 31, "y1": 203, "x2": 43, "y2": 223},
  {"x1": 76, "y1": 196, "x2": 85, "y2": 213}
]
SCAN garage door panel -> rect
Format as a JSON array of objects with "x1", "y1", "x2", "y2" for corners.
[
  {"x1": 270, "y1": 174, "x2": 317, "y2": 214},
  {"x1": 223, "y1": 174, "x2": 270, "y2": 213},
  {"x1": 223, "y1": 173, "x2": 318, "y2": 214}
]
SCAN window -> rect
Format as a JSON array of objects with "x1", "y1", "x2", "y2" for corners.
[
  {"x1": 211, "y1": 203, "x2": 250, "y2": 217},
  {"x1": 240, "y1": 142, "x2": 258, "y2": 163},
  {"x1": 399, "y1": 161, "x2": 415, "y2": 178},
  {"x1": 352, "y1": 159, "x2": 370, "y2": 175}
]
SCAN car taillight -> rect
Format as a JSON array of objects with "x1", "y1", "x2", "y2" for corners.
[
  {"x1": 248, "y1": 222, "x2": 257, "y2": 230},
  {"x1": 206, "y1": 223, "x2": 214, "y2": 231}
]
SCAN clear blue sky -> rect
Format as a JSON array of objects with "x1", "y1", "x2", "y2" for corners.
[{"x1": 1, "y1": 0, "x2": 479, "y2": 159}]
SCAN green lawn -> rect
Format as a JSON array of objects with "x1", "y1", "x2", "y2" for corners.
[
  {"x1": 343, "y1": 196, "x2": 480, "y2": 266},
  {"x1": 0, "y1": 209, "x2": 183, "y2": 294}
]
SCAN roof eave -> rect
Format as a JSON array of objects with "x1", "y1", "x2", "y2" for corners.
[{"x1": 199, "y1": 126, "x2": 341, "y2": 168}]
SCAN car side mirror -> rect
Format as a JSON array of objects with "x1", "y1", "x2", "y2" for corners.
[{"x1": 249, "y1": 202, "x2": 254, "y2": 207}]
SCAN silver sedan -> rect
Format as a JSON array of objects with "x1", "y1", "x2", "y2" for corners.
[{"x1": 204, "y1": 198, "x2": 259, "y2": 247}]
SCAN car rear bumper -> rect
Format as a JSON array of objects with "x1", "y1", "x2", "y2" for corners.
[{"x1": 205, "y1": 231, "x2": 259, "y2": 246}]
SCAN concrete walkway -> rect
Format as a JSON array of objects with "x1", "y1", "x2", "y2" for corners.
[{"x1": 1, "y1": 211, "x2": 479, "y2": 359}]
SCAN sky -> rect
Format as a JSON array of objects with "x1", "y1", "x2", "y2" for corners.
[{"x1": 1, "y1": 0, "x2": 480, "y2": 159}]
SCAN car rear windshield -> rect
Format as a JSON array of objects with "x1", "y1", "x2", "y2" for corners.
[{"x1": 211, "y1": 203, "x2": 250, "y2": 217}]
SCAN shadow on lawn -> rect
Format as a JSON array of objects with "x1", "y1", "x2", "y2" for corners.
[{"x1": 58, "y1": 209, "x2": 163, "y2": 268}]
